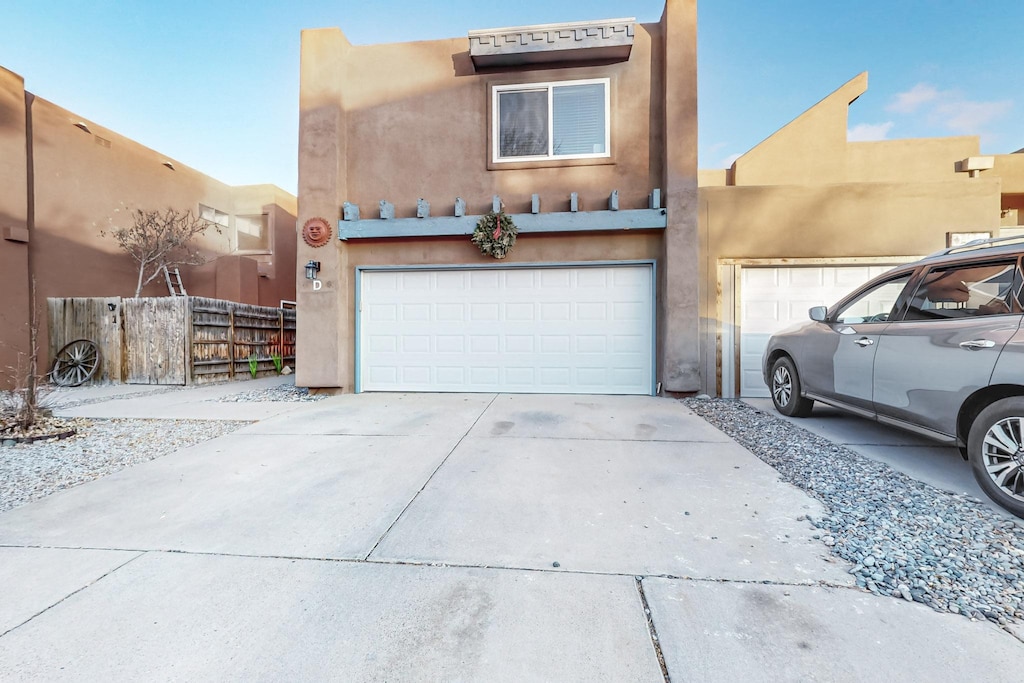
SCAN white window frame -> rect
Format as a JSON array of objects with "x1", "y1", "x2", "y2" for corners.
[{"x1": 491, "y1": 77, "x2": 611, "y2": 164}]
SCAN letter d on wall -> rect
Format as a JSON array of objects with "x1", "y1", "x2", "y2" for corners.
[{"x1": 313, "y1": 279, "x2": 323, "y2": 291}]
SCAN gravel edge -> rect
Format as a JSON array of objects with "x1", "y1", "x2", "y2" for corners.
[
  {"x1": 685, "y1": 397, "x2": 1024, "y2": 629},
  {"x1": 0, "y1": 418, "x2": 249, "y2": 514}
]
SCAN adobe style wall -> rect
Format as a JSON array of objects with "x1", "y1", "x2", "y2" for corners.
[
  {"x1": 0, "y1": 69, "x2": 30, "y2": 383},
  {"x1": 0, "y1": 65, "x2": 298, "y2": 389},
  {"x1": 297, "y1": 0, "x2": 699, "y2": 393},
  {"x1": 698, "y1": 71, "x2": 1010, "y2": 395}
]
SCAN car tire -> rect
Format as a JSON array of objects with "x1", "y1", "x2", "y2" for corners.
[
  {"x1": 968, "y1": 397, "x2": 1024, "y2": 518},
  {"x1": 769, "y1": 356, "x2": 813, "y2": 418}
]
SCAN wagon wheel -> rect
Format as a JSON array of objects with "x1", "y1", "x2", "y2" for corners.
[{"x1": 51, "y1": 339, "x2": 100, "y2": 387}]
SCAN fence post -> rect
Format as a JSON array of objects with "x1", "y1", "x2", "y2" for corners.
[
  {"x1": 228, "y1": 307, "x2": 235, "y2": 379},
  {"x1": 184, "y1": 297, "x2": 194, "y2": 386},
  {"x1": 278, "y1": 309, "x2": 284, "y2": 359}
]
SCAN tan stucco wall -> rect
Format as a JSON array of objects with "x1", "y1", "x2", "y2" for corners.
[
  {"x1": 701, "y1": 180, "x2": 1001, "y2": 260},
  {"x1": 297, "y1": 1, "x2": 699, "y2": 393},
  {"x1": 0, "y1": 65, "x2": 297, "y2": 387},
  {"x1": 731, "y1": 73, "x2": 982, "y2": 188},
  {"x1": 995, "y1": 153, "x2": 1024, "y2": 197},
  {"x1": 0, "y1": 68, "x2": 30, "y2": 383}
]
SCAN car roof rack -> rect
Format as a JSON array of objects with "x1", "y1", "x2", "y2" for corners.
[{"x1": 925, "y1": 234, "x2": 1024, "y2": 259}]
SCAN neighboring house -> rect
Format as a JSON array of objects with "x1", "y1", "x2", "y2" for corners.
[
  {"x1": 296, "y1": 0, "x2": 699, "y2": 396},
  {"x1": 0, "y1": 65, "x2": 298, "y2": 388},
  {"x1": 699, "y1": 72, "x2": 1024, "y2": 398}
]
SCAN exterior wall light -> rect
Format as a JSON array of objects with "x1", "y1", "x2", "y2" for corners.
[{"x1": 305, "y1": 260, "x2": 321, "y2": 280}]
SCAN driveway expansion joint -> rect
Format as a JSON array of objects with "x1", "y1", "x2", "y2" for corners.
[
  {"x1": 363, "y1": 393, "x2": 501, "y2": 561},
  {"x1": 635, "y1": 576, "x2": 671, "y2": 682},
  {"x1": 0, "y1": 549, "x2": 145, "y2": 639},
  {"x1": 0, "y1": 544, "x2": 858, "y2": 589}
]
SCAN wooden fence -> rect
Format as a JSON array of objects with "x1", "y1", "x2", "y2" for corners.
[{"x1": 48, "y1": 296, "x2": 297, "y2": 385}]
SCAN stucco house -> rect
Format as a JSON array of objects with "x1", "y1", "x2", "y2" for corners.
[
  {"x1": 0, "y1": 65, "x2": 298, "y2": 388},
  {"x1": 699, "y1": 72, "x2": 1024, "y2": 398},
  {"x1": 291, "y1": 0, "x2": 1021, "y2": 399},
  {"x1": 296, "y1": 0, "x2": 698, "y2": 396}
]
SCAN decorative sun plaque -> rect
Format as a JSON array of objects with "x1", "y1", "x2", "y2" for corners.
[{"x1": 302, "y1": 217, "x2": 332, "y2": 248}]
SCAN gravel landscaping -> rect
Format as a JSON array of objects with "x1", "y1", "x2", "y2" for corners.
[
  {"x1": 686, "y1": 397, "x2": 1024, "y2": 628},
  {"x1": 0, "y1": 418, "x2": 249, "y2": 514},
  {"x1": 216, "y1": 384, "x2": 326, "y2": 403},
  {"x1": 0, "y1": 382, "x2": 320, "y2": 514}
]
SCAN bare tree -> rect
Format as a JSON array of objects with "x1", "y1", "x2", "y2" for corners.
[
  {"x1": 1, "y1": 277, "x2": 51, "y2": 432},
  {"x1": 106, "y1": 208, "x2": 219, "y2": 297}
]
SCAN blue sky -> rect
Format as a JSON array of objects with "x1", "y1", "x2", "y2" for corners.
[{"x1": 1, "y1": 1, "x2": 1020, "y2": 195}]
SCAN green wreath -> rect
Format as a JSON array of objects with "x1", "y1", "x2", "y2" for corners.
[{"x1": 471, "y1": 211, "x2": 518, "y2": 259}]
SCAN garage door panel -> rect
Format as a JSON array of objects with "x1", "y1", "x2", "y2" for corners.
[
  {"x1": 359, "y1": 265, "x2": 653, "y2": 394},
  {"x1": 739, "y1": 264, "x2": 900, "y2": 398},
  {"x1": 471, "y1": 271, "x2": 500, "y2": 288}
]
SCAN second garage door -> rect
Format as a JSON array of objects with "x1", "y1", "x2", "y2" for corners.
[
  {"x1": 739, "y1": 265, "x2": 899, "y2": 397},
  {"x1": 358, "y1": 263, "x2": 654, "y2": 394}
]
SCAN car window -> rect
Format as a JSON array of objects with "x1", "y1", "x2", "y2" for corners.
[
  {"x1": 834, "y1": 275, "x2": 913, "y2": 325},
  {"x1": 905, "y1": 259, "x2": 1021, "y2": 321}
]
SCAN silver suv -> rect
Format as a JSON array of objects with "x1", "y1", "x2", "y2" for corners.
[{"x1": 763, "y1": 236, "x2": 1024, "y2": 517}]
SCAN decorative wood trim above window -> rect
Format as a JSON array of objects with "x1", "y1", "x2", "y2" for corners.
[{"x1": 469, "y1": 18, "x2": 634, "y2": 69}]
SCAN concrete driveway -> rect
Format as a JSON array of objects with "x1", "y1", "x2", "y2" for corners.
[{"x1": 1, "y1": 389, "x2": 1021, "y2": 680}]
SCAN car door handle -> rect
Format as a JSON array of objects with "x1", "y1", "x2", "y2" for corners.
[
  {"x1": 959, "y1": 339, "x2": 996, "y2": 350},
  {"x1": 854, "y1": 338, "x2": 874, "y2": 347}
]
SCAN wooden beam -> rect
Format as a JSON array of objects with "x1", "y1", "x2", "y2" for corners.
[{"x1": 337, "y1": 208, "x2": 667, "y2": 240}]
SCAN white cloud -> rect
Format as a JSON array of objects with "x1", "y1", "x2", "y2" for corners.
[
  {"x1": 886, "y1": 83, "x2": 941, "y2": 114},
  {"x1": 848, "y1": 122, "x2": 895, "y2": 142},
  {"x1": 719, "y1": 152, "x2": 742, "y2": 168},
  {"x1": 886, "y1": 82, "x2": 1014, "y2": 140},
  {"x1": 934, "y1": 99, "x2": 1013, "y2": 134}
]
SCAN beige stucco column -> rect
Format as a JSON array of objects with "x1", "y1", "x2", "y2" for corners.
[
  {"x1": 296, "y1": 29, "x2": 351, "y2": 390},
  {"x1": 0, "y1": 68, "x2": 31, "y2": 390},
  {"x1": 658, "y1": 0, "x2": 701, "y2": 393}
]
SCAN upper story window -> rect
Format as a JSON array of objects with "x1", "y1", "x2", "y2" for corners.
[
  {"x1": 235, "y1": 213, "x2": 271, "y2": 253},
  {"x1": 492, "y1": 78, "x2": 609, "y2": 163},
  {"x1": 198, "y1": 204, "x2": 229, "y2": 228}
]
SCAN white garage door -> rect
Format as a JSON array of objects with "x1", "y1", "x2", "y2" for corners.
[
  {"x1": 739, "y1": 265, "x2": 897, "y2": 397},
  {"x1": 358, "y1": 264, "x2": 654, "y2": 394}
]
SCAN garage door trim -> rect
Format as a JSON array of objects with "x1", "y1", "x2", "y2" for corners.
[{"x1": 354, "y1": 260, "x2": 657, "y2": 394}]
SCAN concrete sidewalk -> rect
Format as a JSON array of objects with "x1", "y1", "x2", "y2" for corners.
[{"x1": 1, "y1": 390, "x2": 1021, "y2": 680}]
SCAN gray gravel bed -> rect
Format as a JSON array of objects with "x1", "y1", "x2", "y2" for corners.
[
  {"x1": 47, "y1": 385, "x2": 188, "y2": 409},
  {"x1": 0, "y1": 418, "x2": 248, "y2": 514},
  {"x1": 216, "y1": 384, "x2": 326, "y2": 403},
  {"x1": 686, "y1": 397, "x2": 1024, "y2": 628}
]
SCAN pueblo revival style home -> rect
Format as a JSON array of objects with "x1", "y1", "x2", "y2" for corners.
[
  {"x1": 296, "y1": 1, "x2": 699, "y2": 396},
  {"x1": 0, "y1": 65, "x2": 297, "y2": 388},
  {"x1": 292, "y1": 0, "x2": 1021, "y2": 399}
]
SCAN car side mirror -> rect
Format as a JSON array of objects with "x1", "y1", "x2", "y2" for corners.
[{"x1": 808, "y1": 306, "x2": 827, "y2": 322}]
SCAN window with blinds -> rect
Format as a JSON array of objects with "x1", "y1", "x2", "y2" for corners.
[{"x1": 492, "y1": 78, "x2": 610, "y2": 163}]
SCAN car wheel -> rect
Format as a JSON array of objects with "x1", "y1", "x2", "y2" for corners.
[
  {"x1": 968, "y1": 397, "x2": 1024, "y2": 518},
  {"x1": 770, "y1": 356, "x2": 813, "y2": 417}
]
